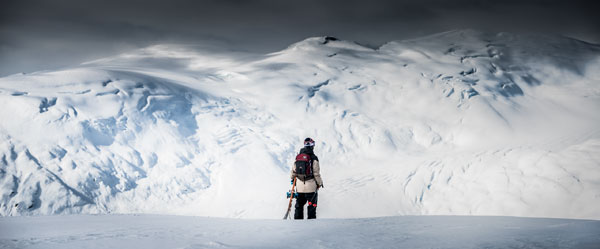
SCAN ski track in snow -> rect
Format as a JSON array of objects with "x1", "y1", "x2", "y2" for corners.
[{"x1": 0, "y1": 30, "x2": 599, "y2": 220}]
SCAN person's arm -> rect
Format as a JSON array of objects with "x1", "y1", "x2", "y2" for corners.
[
  {"x1": 313, "y1": 160, "x2": 323, "y2": 187},
  {"x1": 290, "y1": 163, "x2": 296, "y2": 179}
]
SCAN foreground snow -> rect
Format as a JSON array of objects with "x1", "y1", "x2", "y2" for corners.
[{"x1": 0, "y1": 214, "x2": 599, "y2": 249}]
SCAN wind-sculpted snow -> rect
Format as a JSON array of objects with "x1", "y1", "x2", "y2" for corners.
[{"x1": 0, "y1": 30, "x2": 599, "y2": 219}]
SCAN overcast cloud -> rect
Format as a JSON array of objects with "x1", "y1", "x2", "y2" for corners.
[{"x1": 1, "y1": 0, "x2": 598, "y2": 76}]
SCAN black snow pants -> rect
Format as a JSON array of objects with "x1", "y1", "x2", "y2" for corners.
[{"x1": 294, "y1": 192, "x2": 318, "y2": 219}]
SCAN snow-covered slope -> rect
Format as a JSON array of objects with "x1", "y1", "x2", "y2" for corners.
[{"x1": 1, "y1": 30, "x2": 599, "y2": 219}]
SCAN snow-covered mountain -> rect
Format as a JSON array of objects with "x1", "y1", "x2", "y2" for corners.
[{"x1": 1, "y1": 30, "x2": 599, "y2": 219}]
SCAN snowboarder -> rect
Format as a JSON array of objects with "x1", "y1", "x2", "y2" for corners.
[{"x1": 290, "y1": 137, "x2": 324, "y2": 219}]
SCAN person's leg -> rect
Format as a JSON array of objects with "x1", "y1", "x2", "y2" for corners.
[
  {"x1": 307, "y1": 192, "x2": 318, "y2": 219},
  {"x1": 294, "y1": 193, "x2": 307, "y2": 219}
]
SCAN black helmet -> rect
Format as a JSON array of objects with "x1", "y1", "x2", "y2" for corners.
[{"x1": 304, "y1": 137, "x2": 315, "y2": 147}]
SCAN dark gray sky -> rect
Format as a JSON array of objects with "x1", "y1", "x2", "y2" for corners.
[{"x1": 1, "y1": 0, "x2": 598, "y2": 76}]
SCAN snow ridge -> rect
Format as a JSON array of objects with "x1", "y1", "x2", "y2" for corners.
[{"x1": 1, "y1": 31, "x2": 599, "y2": 219}]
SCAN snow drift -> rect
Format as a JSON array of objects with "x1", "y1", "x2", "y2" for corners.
[{"x1": 1, "y1": 30, "x2": 599, "y2": 219}]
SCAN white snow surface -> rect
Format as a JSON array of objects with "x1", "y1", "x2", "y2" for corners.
[
  {"x1": 1, "y1": 30, "x2": 600, "y2": 219},
  {"x1": 1, "y1": 214, "x2": 599, "y2": 249}
]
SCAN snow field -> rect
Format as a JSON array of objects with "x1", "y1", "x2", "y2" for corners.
[{"x1": 1, "y1": 214, "x2": 599, "y2": 249}]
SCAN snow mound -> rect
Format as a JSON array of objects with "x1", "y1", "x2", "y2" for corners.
[{"x1": 1, "y1": 31, "x2": 599, "y2": 219}]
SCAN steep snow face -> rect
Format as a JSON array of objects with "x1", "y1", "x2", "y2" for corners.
[{"x1": 1, "y1": 30, "x2": 599, "y2": 219}]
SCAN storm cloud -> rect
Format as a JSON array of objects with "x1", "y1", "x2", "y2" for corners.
[{"x1": 1, "y1": 0, "x2": 598, "y2": 76}]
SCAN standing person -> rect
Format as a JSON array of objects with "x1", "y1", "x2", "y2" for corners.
[{"x1": 291, "y1": 137, "x2": 324, "y2": 219}]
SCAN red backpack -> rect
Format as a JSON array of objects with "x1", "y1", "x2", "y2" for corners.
[{"x1": 295, "y1": 153, "x2": 314, "y2": 181}]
